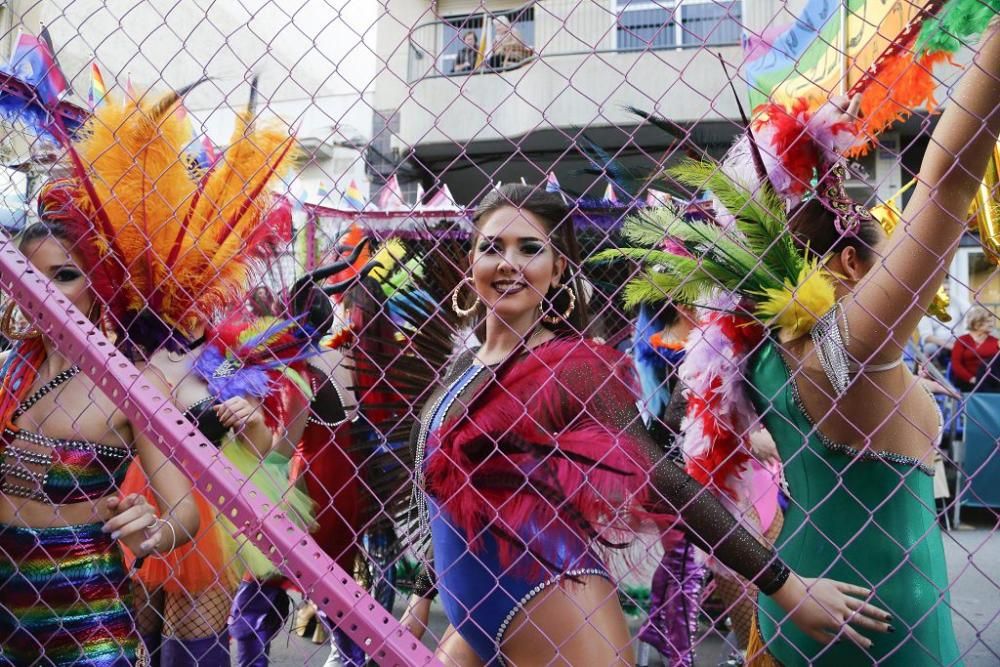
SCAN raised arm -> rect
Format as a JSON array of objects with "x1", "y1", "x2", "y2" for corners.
[{"x1": 848, "y1": 26, "x2": 1000, "y2": 359}]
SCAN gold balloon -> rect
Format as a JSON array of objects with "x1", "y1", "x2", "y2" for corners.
[
  {"x1": 871, "y1": 191, "x2": 952, "y2": 322},
  {"x1": 970, "y1": 140, "x2": 1000, "y2": 265}
]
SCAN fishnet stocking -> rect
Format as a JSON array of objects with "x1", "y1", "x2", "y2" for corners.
[
  {"x1": 163, "y1": 586, "x2": 235, "y2": 640},
  {"x1": 132, "y1": 584, "x2": 165, "y2": 638},
  {"x1": 715, "y1": 508, "x2": 786, "y2": 650}
]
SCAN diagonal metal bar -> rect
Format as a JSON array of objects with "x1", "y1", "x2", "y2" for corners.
[{"x1": 0, "y1": 233, "x2": 440, "y2": 667}]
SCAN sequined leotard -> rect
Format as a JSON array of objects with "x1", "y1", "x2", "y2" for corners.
[
  {"x1": 0, "y1": 365, "x2": 139, "y2": 667},
  {"x1": 417, "y1": 338, "x2": 791, "y2": 665}
]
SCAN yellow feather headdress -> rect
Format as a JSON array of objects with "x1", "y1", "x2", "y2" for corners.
[{"x1": 39, "y1": 87, "x2": 300, "y2": 355}]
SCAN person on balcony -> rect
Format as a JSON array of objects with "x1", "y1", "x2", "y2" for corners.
[
  {"x1": 488, "y1": 17, "x2": 532, "y2": 70},
  {"x1": 452, "y1": 31, "x2": 480, "y2": 74}
]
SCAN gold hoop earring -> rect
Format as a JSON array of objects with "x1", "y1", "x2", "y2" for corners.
[
  {"x1": 0, "y1": 301, "x2": 40, "y2": 340},
  {"x1": 451, "y1": 277, "x2": 481, "y2": 318},
  {"x1": 543, "y1": 285, "x2": 576, "y2": 325}
]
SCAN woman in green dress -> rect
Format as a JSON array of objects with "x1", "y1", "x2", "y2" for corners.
[{"x1": 604, "y1": 22, "x2": 999, "y2": 664}]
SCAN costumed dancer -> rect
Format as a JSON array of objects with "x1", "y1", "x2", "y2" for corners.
[
  {"x1": 606, "y1": 20, "x2": 1000, "y2": 663},
  {"x1": 287, "y1": 232, "x2": 463, "y2": 666},
  {"x1": 415, "y1": 184, "x2": 890, "y2": 665},
  {"x1": 0, "y1": 209, "x2": 201, "y2": 663},
  {"x1": 201, "y1": 313, "x2": 330, "y2": 667},
  {"x1": 631, "y1": 303, "x2": 705, "y2": 667},
  {"x1": 55, "y1": 85, "x2": 300, "y2": 665},
  {"x1": 230, "y1": 238, "x2": 378, "y2": 667}
]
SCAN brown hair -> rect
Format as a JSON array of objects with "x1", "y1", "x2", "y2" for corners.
[
  {"x1": 786, "y1": 198, "x2": 881, "y2": 262},
  {"x1": 471, "y1": 183, "x2": 590, "y2": 336},
  {"x1": 17, "y1": 219, "x2": 73, "y2": 249}
]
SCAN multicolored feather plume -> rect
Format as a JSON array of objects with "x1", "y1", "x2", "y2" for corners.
[{"x1": 40, "y1": 89, "x2": 301, "y2": 354}]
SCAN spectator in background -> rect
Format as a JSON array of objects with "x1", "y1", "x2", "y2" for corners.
[
  {"x1": 918, "y1": 315, "x2": 955, "y2": 370},
  {"x1": 452, "y1": 30, "x2": 479, "y2": 74},
  {"x1": 249, "y1": 285, "x2": 277, "y2": 317},
  {"x1": 950, "y1": 306, "x2": 999, "y2": 392},
  {"x1": 488, "y1": 16, "x2": 533, "y2": 70}
]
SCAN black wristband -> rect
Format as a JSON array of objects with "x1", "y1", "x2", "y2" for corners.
[
  {"x1": 412, "y1": 567, "x2": 438, "y2": 600},
  {"x1": 754, "y1": 555, "x2": 791, "y2": 596}
]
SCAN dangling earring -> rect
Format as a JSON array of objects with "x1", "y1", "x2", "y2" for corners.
[
  {"x1": 0, "y1": 301, "x2": 41, "y2": 340},
  {"x1": 451, "y1": 277, "x2": 481, "y2": 317},
  {"x1": 543, "y1": 284, "x2": 576, "y2": 325}
]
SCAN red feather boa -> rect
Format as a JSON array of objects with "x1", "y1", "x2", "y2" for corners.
[
  {"x1": 682, "y1": 313, "x2": 765, "y2": 500},
  {"x1": 423, "y1": 338, "x2": 656, "y2": 572}
]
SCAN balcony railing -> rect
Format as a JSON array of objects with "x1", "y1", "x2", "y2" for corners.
[{"x1": 408, "y1": 0, "x2": 742, "y2": 82}]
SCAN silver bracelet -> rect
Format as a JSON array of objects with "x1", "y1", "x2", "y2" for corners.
[{"x1": 146, "y1": 517, "x2": 178, "y2": 555}]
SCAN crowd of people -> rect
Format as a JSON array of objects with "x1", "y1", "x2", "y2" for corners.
[{"x1": 0, "y1": 15, "x2": 998, "y2": 667}]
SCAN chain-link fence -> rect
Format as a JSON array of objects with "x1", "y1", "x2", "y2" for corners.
[{"x1": 0, "y1": 1, "x2": 998, "y2": 666}]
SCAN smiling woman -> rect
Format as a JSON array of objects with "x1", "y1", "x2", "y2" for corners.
[
  {"x1": 454, "y1": 184, "x2": 590, "y2": 348},
  {"x1": 410, "y1": 183, "x2": 892, "y2": 667}
]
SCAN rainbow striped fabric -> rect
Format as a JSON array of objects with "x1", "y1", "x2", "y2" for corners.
[
  {"x1": 745, "y1": 0, "x2": 922, "y2": 109},
  {"x1": 0, "y1": 522, "x2": 138, "y2": 666}
]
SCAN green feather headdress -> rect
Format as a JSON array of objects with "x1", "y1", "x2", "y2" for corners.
[{"x1": 593, "y1": 159, "x2": 836, "y2": 341}]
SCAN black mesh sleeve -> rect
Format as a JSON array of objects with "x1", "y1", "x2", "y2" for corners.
[
  {"x1": 568, "y1": 355, "x2": 791, "y2": 596},
  {"x1": 645, "y1": 448, "x2": 790, "y2": 595}
]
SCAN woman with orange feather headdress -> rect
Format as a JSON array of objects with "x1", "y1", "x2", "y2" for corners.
[{"x1": 38, "y1": 80, "x2": 303, "y2": 666}]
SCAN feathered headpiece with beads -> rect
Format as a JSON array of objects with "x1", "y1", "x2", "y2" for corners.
[
  {"x1": 192, "y1": 316, "x2": 313, "y2": 430},
  {"x1": 37, "y1": 86, "x2": 300, "y2": 356}
]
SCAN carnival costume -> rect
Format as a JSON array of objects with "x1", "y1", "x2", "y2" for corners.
[
  {"x1": 415, "y1": 329, "x2": 793, "y2": 664},
  {"x1": 32, "y1": 85, "x2": 300, "y2": 666},
  {"x1": 600, "y1": 87, "x2": 963, "y2": 664},
  {"x1": 287, "y1": 233, "x2": 463, "y2": 666},
  {"x1": 227, "y1": 239, "x2": 380, "y2": 667},
  {"x1": 200, "y1": 314, "x2": 318, "y2": 667},
  {"x1": 631, "y1": 306, "x2": 704, "y2": 667},
  {"x1": 0, "y1": 346, "x2": 138, "y2": 666}
]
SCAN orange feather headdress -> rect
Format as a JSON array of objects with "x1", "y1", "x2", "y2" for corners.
[{"x1": 38, "y1": 86, "x2": 300, "y2": 357}]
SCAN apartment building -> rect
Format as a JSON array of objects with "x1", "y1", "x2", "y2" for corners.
[{"x1": 0, "y1": 0, "x2": 377, "y2": 210}]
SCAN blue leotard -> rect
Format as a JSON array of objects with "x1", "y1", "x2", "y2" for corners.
[{"x1": 424, "y1": 364, "x2": 609, "y2": 664}]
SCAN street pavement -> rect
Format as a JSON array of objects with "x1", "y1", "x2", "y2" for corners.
[{"x1": 269, "y1": 514, "x2": 999, "y2": 666}]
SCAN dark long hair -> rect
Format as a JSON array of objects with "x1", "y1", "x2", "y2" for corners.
[
  {"x1": 787, "y1": 198, "x2": 881, "y2": 262},
  {"x1": 16, "y1": 219, "x2": 73, "y2": 249},
  {"x1": 471, "y1": 184, "x2": 591, "y2": 337}
]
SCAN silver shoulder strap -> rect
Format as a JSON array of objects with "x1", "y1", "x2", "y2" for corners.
[{"x1": 811, "y1": 302, "x2": 852, "y2": 397}]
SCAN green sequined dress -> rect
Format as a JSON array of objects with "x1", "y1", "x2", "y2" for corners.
[{"x1": 750, "y1": 342, "x2": 962, "y2": 666}]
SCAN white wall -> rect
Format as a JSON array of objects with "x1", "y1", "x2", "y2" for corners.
[
  {"x1": 9, "y1": 0, "x2": 378, "y2": 205},
  {"x1": 379, "y1": 0, "x2": 782, "y2": 153}
]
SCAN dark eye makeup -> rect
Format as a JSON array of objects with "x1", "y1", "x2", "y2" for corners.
[
  {"x1": 476, "y1": 237, "x2": 547, "y2": 255},
  {"x1": 52, "y1": 268, "x2": 83, "y2": 283}
]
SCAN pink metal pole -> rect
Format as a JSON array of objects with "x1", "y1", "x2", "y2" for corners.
[
  {"x1": 306, "y1": 207, "x2": 318, "y2": 271},
  {"x1": 0, "y1": 235, "x2": 439, "y2": 667}
]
